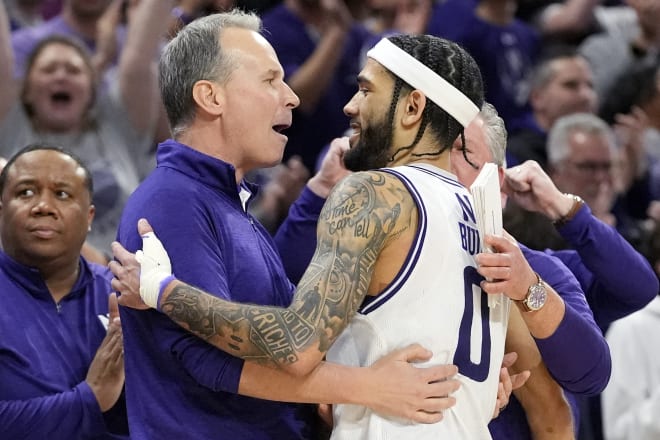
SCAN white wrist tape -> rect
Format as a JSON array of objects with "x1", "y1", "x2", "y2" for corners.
[
  {"x1": 136, "y1": 256, "x2": 171, "y2": 309},
  {"x1": 136, "y1": 231, "x2": 173, "y2": 309}
]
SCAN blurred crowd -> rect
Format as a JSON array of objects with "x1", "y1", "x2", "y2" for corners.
[{"x1": 0, "y1": 0, "x2": 659, "y2": 439}]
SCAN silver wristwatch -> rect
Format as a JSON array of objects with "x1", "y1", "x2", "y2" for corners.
[{"x1": 519, "y1": 272, "x2": 547, "y2": 312}]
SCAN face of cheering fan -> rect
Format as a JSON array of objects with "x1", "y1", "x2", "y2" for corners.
[{"x1": 22, "y1": 41, "x2": 95, "y2": 133}]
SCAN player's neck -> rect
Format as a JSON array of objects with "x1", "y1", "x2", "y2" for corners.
[{"x1": 391, "y1": 144, "x2": 451, "y2": 171}]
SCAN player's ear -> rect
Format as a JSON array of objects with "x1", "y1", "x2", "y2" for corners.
[{"x1": 401, "y1": 90, "x2": 426, "y2": 127}]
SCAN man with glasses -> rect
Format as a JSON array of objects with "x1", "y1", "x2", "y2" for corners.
[{"x1": 546, "y1": 112, "x2": 620, "y2": 227}]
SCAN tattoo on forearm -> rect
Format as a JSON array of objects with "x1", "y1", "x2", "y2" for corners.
[{"x1": 161, "y1": 171, "x2": 413, "y2": 367}]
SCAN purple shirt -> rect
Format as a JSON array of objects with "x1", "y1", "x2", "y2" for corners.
[
  {"x1": 275, "y1": 186, "x2": 326, "y2": 283},
  {"x1": 488, "y1": 245, "x2": 611, "y2": 439},
  {"x1": 116, "y1": 140, "x2": 316, "y2": 439},
  {"x1": 0, "y1": 252, "x2": 127, "y2": 439},
  {"x1": 551, "y1": 203, "x2": 658, "y2": 331}
]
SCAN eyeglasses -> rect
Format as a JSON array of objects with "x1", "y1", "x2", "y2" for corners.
[{"x1": 565, "y1": 160, "x2": 615, "y2": 174}]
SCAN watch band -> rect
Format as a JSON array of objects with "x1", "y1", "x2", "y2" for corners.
[
  {"x1": 553, "y1": 194, "x2": 584, "y2": 227},
  {"x1": 517, "y1": 272, "x2": 546, "y2": 312}
]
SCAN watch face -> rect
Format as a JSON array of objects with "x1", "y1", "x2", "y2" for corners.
[{"x1": 527, "y1": 283, "x2": 547, "y2": 311}]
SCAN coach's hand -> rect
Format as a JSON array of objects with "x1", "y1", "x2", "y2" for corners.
[{"x1": 110, "y1": 219, "x2": 175, "y2": 310}]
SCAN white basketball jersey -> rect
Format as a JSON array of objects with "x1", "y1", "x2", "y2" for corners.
[{"x1": 327, "y1": 164, "x2": 510, "y2": 440}]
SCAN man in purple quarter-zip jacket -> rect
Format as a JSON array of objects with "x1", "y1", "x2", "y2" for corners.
[
  {"x1": 113, "y1": 11, "x2": 463, "y2": 440},
  {"x1": 0, "y1": 144, "x2": 127, "y2": 439}
]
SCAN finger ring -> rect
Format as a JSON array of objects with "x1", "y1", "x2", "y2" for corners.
[{"x1": 515, "y1": 167, "x2": 521, "y2": 173}]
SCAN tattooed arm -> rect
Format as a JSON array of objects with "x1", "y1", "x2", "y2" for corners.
[{"x1": 154, "y1": 171, "x2": 415, "y2": 375}]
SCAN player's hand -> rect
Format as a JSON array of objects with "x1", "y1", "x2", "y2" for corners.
[
  {"x1": 136, "y1": 219, "x2": 173, "y2": 308},
  {"x1": 109, "y1": 240, "x2": 148, "y2": 310},
  {"x1": 364, "y1": 344, "x2": 461, "y2": 423},
  {"x1": 110, "y1": 219, "x2": 174, "y2": 309},
  {"x1": 492, "y1": 352, "x2": 530, "y2": 419},
  {"x1": 317, "y1": 403, "x2": 333, "y2": 428}
]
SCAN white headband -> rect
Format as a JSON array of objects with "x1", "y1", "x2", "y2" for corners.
[{"x1": 366, "y1": 38, "x2": 479, "y2": 128}]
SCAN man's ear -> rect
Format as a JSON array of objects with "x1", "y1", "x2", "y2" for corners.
[
  {"x1": 191, "y1": 80, "x2": 224, "y2": 117},
  {"x1": 529, "y1": 87, "x2": 544, "y2": 111},
  {"x1": 401, "y1": 90, "x2": 426, "y2": 128}
]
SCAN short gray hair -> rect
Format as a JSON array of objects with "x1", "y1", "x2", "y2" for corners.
[
  {"x1": 480, "y1": 102, "x2": 507, "y2": 167},
  {"x1": 546, "y1": 113, "x2": 616, "y2": 165},
  {"x1": 159, "y1": 10, "x2": 261, "y2": 138}
]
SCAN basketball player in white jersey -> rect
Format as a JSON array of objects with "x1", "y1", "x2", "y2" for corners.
[{"x1": 110, "y1": 34, "x2": 518, "y2": 438}]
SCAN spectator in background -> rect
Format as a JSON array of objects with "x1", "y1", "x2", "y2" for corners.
[
  {"x1": 5, "y1": 0, "x2": 44, "y2": 31},
  {"x1": 260, "y1": 0, "x2": 372, "y2": 172},
  {"x1": 0, "y1": 0, "x2": 165, "y2": 258},
  {"x1": 506, "y1": 48, "x2": 598, "y2": 168},
  {"x1": 10, "y1": 0, "x2": 116, "y2": 77},
  {"x1": 546, "y1": 112, "x2": 652, "y2": 253},
  {"x1": 547, "y1": 113, "x2": 620, "y2": 226},
  {"x1": 507, "y1": 113, "x2": 620, "y2": 249},
  {"x1": 516, "y1": 0, "x2": 605, "y2": 47},
  {"x1": 599, "y1": 60, "x2": 660, "y2": 204},
  {"x1": 166, "y1": 0, "x2": 238, "y2": 37},
  {"x1": 0, "y1": 144, "x2": 126, "y2": 440},
  {"x1": 579, "y1": 0, "x2": 660, "y2": 102},
  {"x1": 361, "y1": 0, "x2": 432, "y2": 36},
  {"x1": 41, "y1": 0, "x2": 63, "y2": 18},
  {"x1": 428, "y1": 0, "x2": 541, "y2": 134}
]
